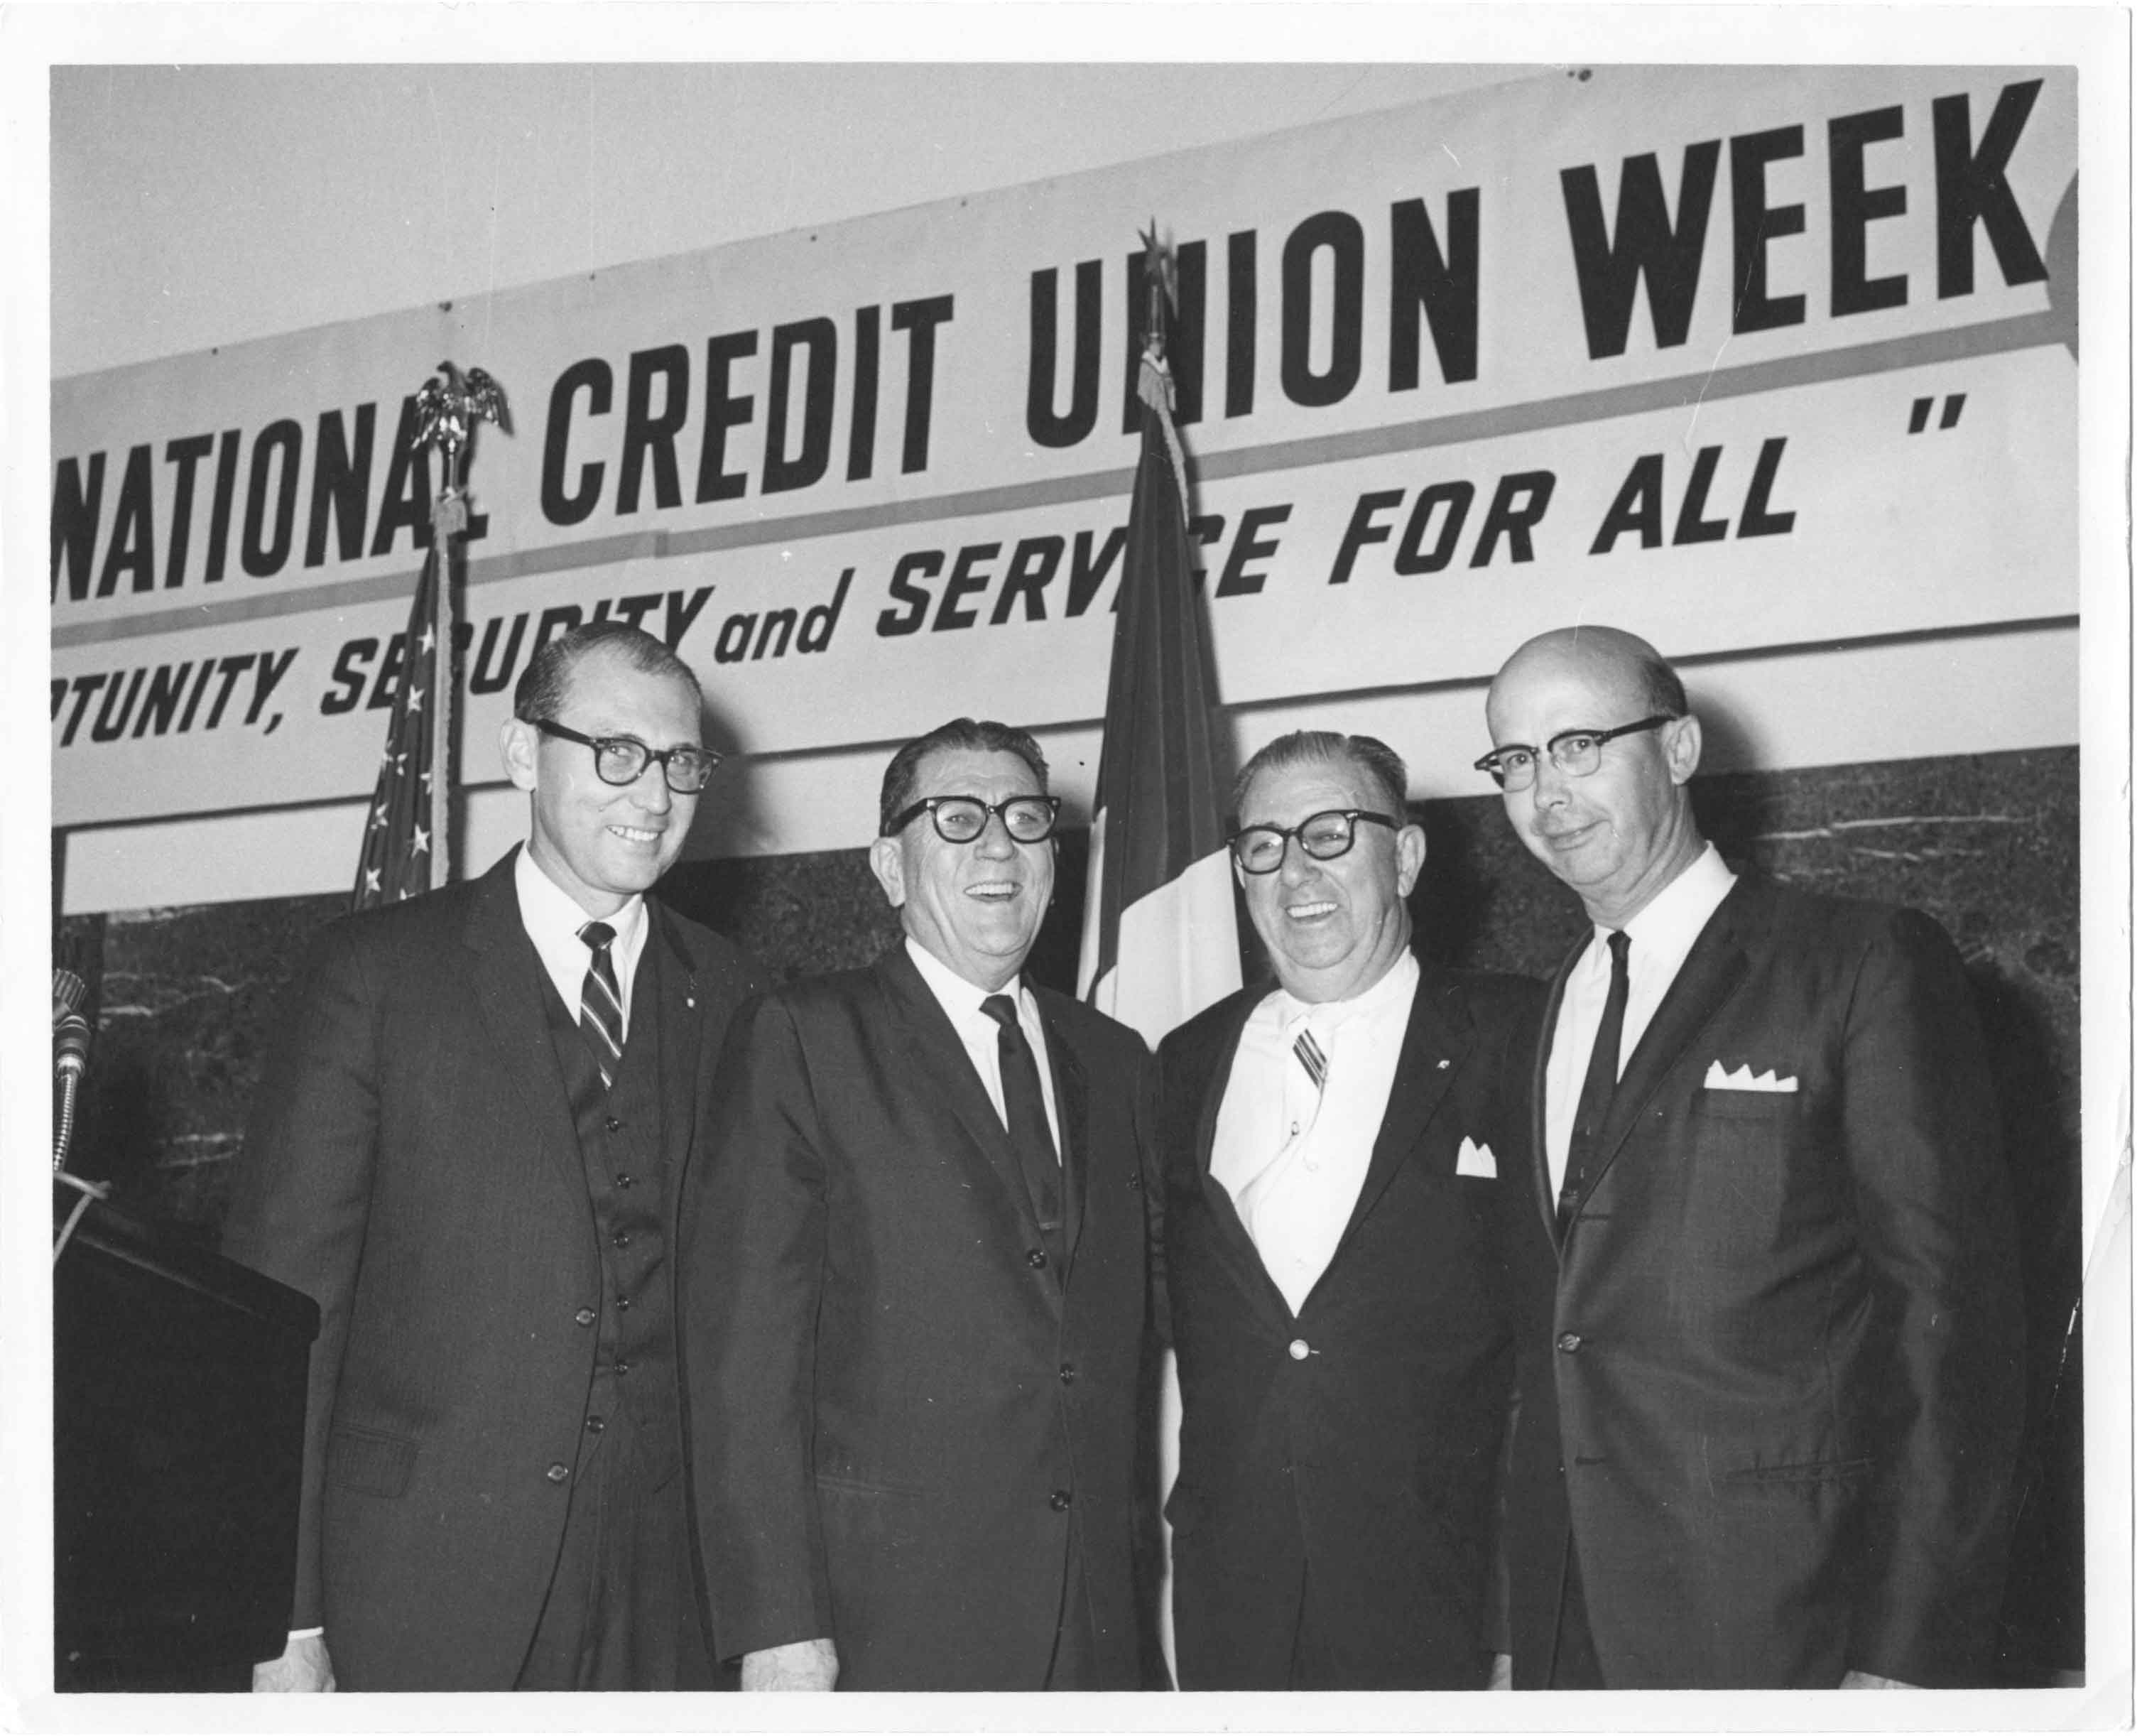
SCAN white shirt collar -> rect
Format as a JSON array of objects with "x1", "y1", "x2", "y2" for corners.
[
  {"x1": 1608, "y1": 842, "x2": 1735, "y2": 960},
  {"x1": 1262, "y1": 947, "x2": 1420, "y2": 1035},
  {"x1": 905, "y1": 933, "x2": 1030, "y2": 1031},
  {"x1": 902, "y1": 936, "x2": 1060, "y2": 1154},
  {"x1": 514, "y1": 845, "x2": 650, "y2": 1030}
]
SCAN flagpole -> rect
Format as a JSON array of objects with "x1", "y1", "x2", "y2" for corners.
[
  {"x1": 430, "y1": 533, "x2": 452, "y2": 892},
  {"x1": 412, "y1": 363, "x2": 508, "y2": 892},
  {"x1": 1073, "y1": 224, "x2": 1241, "y2": 1689}
]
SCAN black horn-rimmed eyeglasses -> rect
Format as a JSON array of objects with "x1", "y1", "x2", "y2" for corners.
[
  {"x1": 884, "y1": 794, "x2": 1062, "y2": 845},
  {"x1": 1227, "y1": 809, "x2": 1397, "y2": 874},
  {"x1": 536, "y1": 719, "x2": 721, "y2": 793},
  {"x1": 1472, "y1": 715, "x2": 1677, "y2": 792}
]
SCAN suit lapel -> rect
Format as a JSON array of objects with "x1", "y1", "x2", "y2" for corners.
[
  {"x1": 874, "y1": 946, "x2": 1048, "y2": 1244},
  {"x1": 1332, "y1": 967, "x2": 1469, "y2": 1252},
  {"x1": 1036, "y1": 1004, "x2": 1088, "y2": 1264},
  {"x1": 1534, "y1": 935, "x2": 1587, "y2": 1244},
  {"x1": 645, "y1": 902, "x2": 702, "y2": 1182},
  {"x1": 1185, "y1": 989, "x2": 1289, "y2": 1307},
  {"x1": 462, "y1": 848, "x2": 585, "y2": 1200}
]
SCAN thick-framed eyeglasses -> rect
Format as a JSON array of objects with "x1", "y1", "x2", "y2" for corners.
[
  {"x1": 535, "y1": 718, "x2": 721, "y2": 793},
  {"x1": 885, "y1": 793, "x2": 1062, "y2": 845},
  {"x1": 1472, "y1": 715, "x2": 1678, "y2": 792},
  {"x1": 1228, "y1": 809, "x2": 1397, "y2": 874}
]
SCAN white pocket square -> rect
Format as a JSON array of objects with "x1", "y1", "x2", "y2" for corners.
[
  {"x1": 1703, "y1": 1060, "x2": 1799, "y2": 1093},
  {"x1": 1455, "y1": 1136, "x2": 1498, "y2": 1178}
]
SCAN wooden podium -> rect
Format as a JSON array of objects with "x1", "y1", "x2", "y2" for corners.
[{"x1": 54, "y1": 1195, "x2": 320, "y2": 1690}]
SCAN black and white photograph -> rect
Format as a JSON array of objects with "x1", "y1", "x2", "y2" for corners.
[{"x1": 9, "y1": 4, "x2": 2128, "y2": 1727}]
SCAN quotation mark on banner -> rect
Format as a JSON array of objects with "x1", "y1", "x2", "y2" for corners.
[{"x1": 1908, "y1": 394, "x2": 1967, "y2": 434}]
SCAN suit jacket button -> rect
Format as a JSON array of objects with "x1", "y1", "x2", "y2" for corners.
[
  {"x1": 1026, "y1": 1248, "x2": 1048, "y2": 1269},
  {"x1": 1556, "y1": 1332, "x2": 1584, "y2": 1353},
  {"x1": 574, "y1": 1307, "x2": 597, "y2": 1328},
  {"x1": 1288, "y1": 1339, "x2": 1310, "y2": 1361},
  {"x1": 1049, "y1": 1489, "x2": 1072, "y2": 1511},
  {"x1": 604, "y1": 1116, "x2": 623, "y2": 1134},
  {"x1": 1059, "y1": 1363, "x2": 1077, "y2": 1385},
  {"x1": 545, "y1": 1463, "x2": 570, "y2": 1483},
  {"x1": 585, "y1": 1416, "x2": 604, "y2": 1434}
]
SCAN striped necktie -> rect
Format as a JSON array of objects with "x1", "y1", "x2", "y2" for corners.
[
  {"x1": 1293, "y1": 1025, "x2": 1328, "y2": 1092},
  {"x1": 577, "y1": 920, "x2": 626, "y2": 1088}
]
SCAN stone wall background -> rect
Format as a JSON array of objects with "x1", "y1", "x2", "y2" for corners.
[{"x1": 53, "y1": 745, "x2": 2085, "y2": 1677}]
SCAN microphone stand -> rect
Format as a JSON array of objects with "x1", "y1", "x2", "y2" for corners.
[{"x1": 53, "y1": 972, "x2": 106, "y2": 1263}]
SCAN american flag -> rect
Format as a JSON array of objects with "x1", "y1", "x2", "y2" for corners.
[{"x1": 351, "y1": 541, "x2": 447, "y2": 909}]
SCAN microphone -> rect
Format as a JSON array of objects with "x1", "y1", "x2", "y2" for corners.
[{"x1": 53, "y1": 969, "x2": 91, "y2": 1081}]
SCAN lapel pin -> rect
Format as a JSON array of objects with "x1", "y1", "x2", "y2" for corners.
[{"x1": 1437, "y1": 1058, "x2": 1450, "y2": 1070}]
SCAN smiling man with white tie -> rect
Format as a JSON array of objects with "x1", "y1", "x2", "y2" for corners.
[
  {"x1": 1480, "y1": 624, "x2": 2026, "y2": 1691},
  {"x1": 1156, "y1": 729, "x2": 1542, "y2": 1689}
]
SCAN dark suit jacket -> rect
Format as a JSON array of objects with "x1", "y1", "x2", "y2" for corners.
[
  {"x1": 1502, "y1": 874, "x2": 2025, "y2": 1688},
  {"x1": 220, "y1": 847, "x2": 759, "y2": 1689},
  {"x1": 1158, "y1": 962, "x2": 1543, "y2": 1689},
  {"x1": 681, "y1": 943, "x2": 1162, "y2": 1690}
]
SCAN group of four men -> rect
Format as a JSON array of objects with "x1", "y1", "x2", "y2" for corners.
[{"x1": 222, "y1": 617, "x2": 2023, "y2": 1693}]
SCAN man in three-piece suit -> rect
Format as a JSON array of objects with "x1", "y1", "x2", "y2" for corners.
[
  {"x1": 1478, "y1": 625, "x2": 2024, "y2": 1690},
  {"x1": 222, "y1": 622, "x2": 759, "y2": 1691},
  {"x1": 1158, "y1": 730, "x2": 1542, "y2": 1689},
  {"x1": 683, "y1": 717, "x2": 1162, "y2": 1691}
]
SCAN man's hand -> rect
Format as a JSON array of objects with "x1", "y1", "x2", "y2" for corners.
[
  {"x1": 253, "y1": 1632, "x2": 335, "y2": 1692},
  {"x1": 1840, "y1": 1669, "x2": 1915, "y2": 1689},
  {"x1": 1487, "y1": 1651, "x2": 1513, "y2": 1690},
  {"x1": 741, "y1": 1637, "x2": 838, "y2": 1691}
]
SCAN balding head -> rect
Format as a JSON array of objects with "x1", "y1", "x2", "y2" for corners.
[
  {"x1": 1484, "y1": 625, "x2": 1706, "y2": 928},
  {"x1": 1486, "y1": 626, "x2": 1687, "y2": 725}
]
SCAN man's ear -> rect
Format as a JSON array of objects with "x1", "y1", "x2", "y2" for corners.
[
  {"x1": 1393, "y1": 822, "x2": 1428, "y2": 899},
  {"x1": 866, "y1": 835, "x2": 906, "y2": 910},
  {"x1": 500, "y1": 717, "x2": 540, "y2": 793},
  {"x1": 1664, "y1": 712, "x2": 1704, "y2": 786}
]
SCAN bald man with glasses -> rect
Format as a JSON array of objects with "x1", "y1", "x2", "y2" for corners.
[
  {"x1": 1479, "y1": 625, "x2": 2023, "y2": 1690},
  {"x1": 1156, "y1": 729, "x2": 1543, "y2": 1689},
  {"x1": 683, "y1": 717, "x2": 1164, "y2": 1691}
]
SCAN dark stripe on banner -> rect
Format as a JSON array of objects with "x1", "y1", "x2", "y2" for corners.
[{"x1": 54, "y1": 312, "x2": 2064, "y2": 651}]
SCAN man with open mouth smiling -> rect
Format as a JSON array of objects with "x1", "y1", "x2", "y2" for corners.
[
  {"x1": 685, "y1": 718, "x2": 1163, "y2": 1692},
  {"x1": 1156, "y1": 729, "x2": 1541, "y2": 1690}
]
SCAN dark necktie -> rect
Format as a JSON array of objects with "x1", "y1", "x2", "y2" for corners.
[
  {"x1": 981, "y1": 993, "x2": 1064, "y2": 1242},
  {"x1": 1560, "y1": 930, "x2": 1630, "y2": 1237},
  {"x1": 577, "y1": 920, "x2": 626, "y2": 1089}
]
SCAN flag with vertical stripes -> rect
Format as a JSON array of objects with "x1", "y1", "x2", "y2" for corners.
[
  {"x1": 1075, "y1": 337, "x2": 1239, "y2": 1688},
  {"x1": 351, "y1": 541, "x2": 446, "y2": 908},
  {"x1": 1075, "y1": 342, "x2": 1241, "y2": 1044}
]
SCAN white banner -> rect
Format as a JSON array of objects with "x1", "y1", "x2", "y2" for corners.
[{"x1": 51, "y1": 65, "x2": 2077, "y2": 830}]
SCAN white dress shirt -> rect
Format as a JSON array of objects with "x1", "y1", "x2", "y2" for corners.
[
  {"x1": 905, "y1": 937, "x2": 1062, "y2": 1159},
  {"x1": 1212, "y1": 950, "x2": 1419, "y2": 1316},
  {"x1": 515, "y1": 846, "x2": 651, "y2": 1040},
  {"x1": 1544, "y1": 844, "x2": 1736, "y2": 1196}
]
